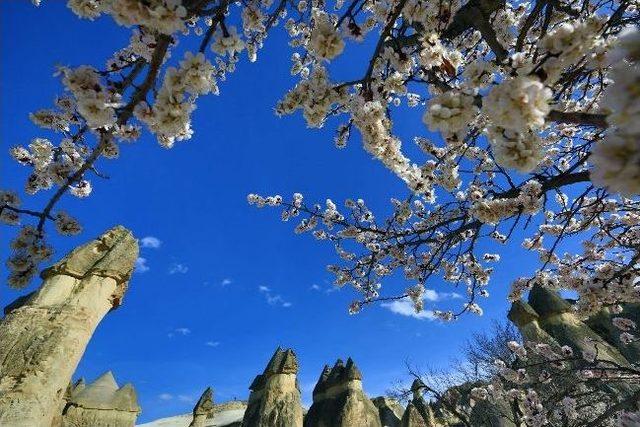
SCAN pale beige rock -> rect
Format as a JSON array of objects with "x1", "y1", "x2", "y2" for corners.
[
  {"x1": 304, "y1": 358, "x2": 382, "y2": 427},
  {"x1": 62, "y1": 371, "x2": 140, "y2": 427},
  {"x1": 241, "y1": 347, "x2": 304, "y2": 427},
  {"x1": 189, "y1": 387, "x2": 215, "y2": 427},
  {"x1": 527, "y1": 285, "x2": 630, "y2": 366},
  {"x1": 400, "y1": 379, "x2": 436, "y2": 427},
  {"x1": 372, "y1": 396, "x2": 404, "y2": 427},
  {"x1": 507, "y1": 301, "x2": 559, "y2": 345},
  {"x1": 0, "y1": 227, "x2": 138, "y2": 427}
]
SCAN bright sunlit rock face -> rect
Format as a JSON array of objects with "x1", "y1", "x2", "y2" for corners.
[{"x1": 0, "y1": 227, "x2": 138, "y2": 427}]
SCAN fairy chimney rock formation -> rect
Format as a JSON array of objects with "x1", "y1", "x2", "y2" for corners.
[
  {"x1": 241, "y1": 347, "x2": 304, "y2": 427},
  {"x1": 507, "y1": 300, "x2": 559, "y2": 345},
  {"x1": 304, "y1": 357, "x2": 382, "y2": 427},
  {"x1": 372, "y1": 396, "x2": 404, "y2": 427},
  {"x1": 0, "y1": 226, "x2": 138, "y2": 427},
  {"x1": 189, "y1": 387, "x2": 215, "y2": 427},
  {"x1": 400, "y1": 379, "x2": 435, "y2": 427},
  {"x1": 61, "y1": 371, "x2": 140, "y2": 427},
  {"x1": 526, "y1": 285, "x2": 629, "y2": 366}
]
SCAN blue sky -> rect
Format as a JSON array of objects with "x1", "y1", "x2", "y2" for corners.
[{"x1": 1, "y1": 2, "x2": 541, "y2": 423}]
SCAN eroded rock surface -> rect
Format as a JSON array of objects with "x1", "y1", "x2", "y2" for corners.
[
  {"x1": 372, "y1": 396, "x2": 404, "y2": 427},
  {"x1": 61, "y1": 371, "x2": 140, "y2": 427},
  {"x1": 189, "y1": 387, "x2": 215, "y2": 427},
  {"x1": 400, "y1": 380, "x2": 436, "y2": 427},
  {"x1": 241, "y1": 347, "x2": 304, "y2": 427},
  {"x1": 0, "y1": 227, "x2": 138, "y2": 427},
  {"x1": 304, "y1": 358, "x2": 382, "y2": 427}
]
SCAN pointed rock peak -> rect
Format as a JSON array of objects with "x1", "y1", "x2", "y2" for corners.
[
  {"x1": 112, "y1": 383, "x2": 140, "y2": 412},
  {"x1": 508, "y1": 300, "x2": 539, "y2": 327},
  {"x1": 333, "y1": 358, "x2": 345, "y2": 369},
  {"x1": 528, "y1": 285, "x2": 571, "y2": 317},
  {"x1": 72, "y1": 371, "x2": 120, "y2": 409},
  {"x1": 312, "y1": 365, "x2": 332, "y2": 396},
  {"x1": 264, "y1": 347, "x2": 298, "y2": 375},
  {"x1": 411, "y1": 378, "x2": 425, "y2": 394},
  {"x1": 281, "y1": 349, "x2": 299, "y2": 374},
  {"x1": 69, "y1": 378, "x2": 86, "y2": 400},
  {"x1": 90, "y1": 371, "x2": 119, "y2": 391},
  {"x1": 249, "y1": 374, "x2": 265, "y2": 392},
  {"x1": 345, "y1": 357, "x2": 362, "y2": 381},
  {"x1": 318, "y1": 365, "x2": 331, "y2": 383},
  {"x1": 193, "y1": 387, "x2": 215, "y2": 416}
]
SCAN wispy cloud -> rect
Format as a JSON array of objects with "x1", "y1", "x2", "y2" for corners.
[
  {"x1": 381, "y1": 289, "x2": 461, "y2": 320},
  {"x1": 135, "y1": 257, "x2": 150, "y2": 273},
  {"x1": 158, "y1": 393, "x2": 193, "y2": 403},
  {"x1": 168, "y1": 263, "x2": 188, "y2": 274},
  {"x1": 205, "y1": 341, "x2": 220, "y2": 347},
  {"x1": 259, "y1": 286, "x2": 292, "y2": 308},
  {"x1": 309, "y1": 283, "x2": 339, "y2": 294},
  {"x1": 221, "y1": 278, "x2": 232, "y2": 286},
  {"x1": 381, "y1": 299, "x2": 436, "y2": 320},
  {"x1": 140, "y1": 236, "x2": 162, "y2": 249},
  {"x1": 167, "y1": 327, "x2": 191, "y2": 338}
]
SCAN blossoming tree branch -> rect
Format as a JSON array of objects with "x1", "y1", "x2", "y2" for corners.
[{"x1": 1, "y1": 0, "x2": 638, "y2": 328}]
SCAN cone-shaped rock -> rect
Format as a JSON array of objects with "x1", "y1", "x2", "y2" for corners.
[
  {"x1": 189, "y1": 387, "x2": 215, "y2": 427},
  {"x1": 400, "y1": 379, "x2": 435, "y2": 427},
  {"x1": 527, "y1": 285, "x2": 629, "y2": 366},
  {"x1": 241, "y1": 347, "x2": 303, "y2": 427},
  {"x1": 61, "y1": 371, "x2": 140, "y2": 427},
  {"x1": 372, "y1": 396, "x2": 404, "y2": 427},
  {"x1": 0, "y1": 227, "x2": 138, "y2": 427},
  {"x1": 585, "y1": 304, "x2": 640, "y2": 364},
  {"x1": 507, "y1": 301, "x2": 559, "y2": 345},
  {"x1": 304, "y1": 357, "x2": 382, "y2": 427}
]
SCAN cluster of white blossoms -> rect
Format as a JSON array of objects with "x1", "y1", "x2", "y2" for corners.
[
  {"x1": 482, "y1": 76, "x2": 551, "y2": 173},
  {"x1": 350, "y1": 98, "x2": 429, "y2": 193},
  {"x1": 276, "y1": 67, "x2": 347, "y2": 128},
  {"x1": 485, "y1": 127, "x2": 544, "y2": 173},
  {"x1": 591, "y1": 28, "x2": 640, "y2": 196},
  {"x1": 135, "y1": 52, "x2": 218, "y2": 147},
  {"x1": 62, "y1": 66, "x2": 119, "y2": 129},
  {"x1": 69, "y1": 0, "x2": 187, "y2": 35},
  {"x1": 308, "y1": 11, "x2": 345, "y2": 61},
  {"x1": 211, "y1": 26, "x2": 246, "y2": 57},
  {"x1": 422, "y1": 90, "x2": 478, "y2": 137},
  {"x1": 538, "y1": 17, "x2": 605, "y2": 83},
  {"x1": 482, "y1": 77, "x2": 551, "y2": 132}
]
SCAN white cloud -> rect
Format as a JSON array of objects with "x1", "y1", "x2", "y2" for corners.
[
  {"x1": 158, "y1": 393, "x2": 173, "y2": 401},
  {"x1": 310, "y1": 284, "x2": 321, "y2": 291},
  {"x1": 381, "y1": 298, "x2": 436, "y2": 320},
  {"x1": 135, "y1": 257, "x2": 149, "y2": 273},
  {"x1": 381, "y1": 289, "x2": 462, "y2": 320},
  {"x1": 177, "y1": 395, "x2": 193, "y2": 403},
  {"x1": 259, "y1": 286, "x2": 292, "y2": 308},
  {"x1": 140, "y1": 236, "x2": 162, "y2": 249},
  {"x1": 168, "y1": 327, "x2": 191, "y2": 338},
  {"x1": 168, "y1": 263, "x2": 188, "y2": 274},
  {"x1": 221, "y1": 278, "x2": 232, "y2": 286},
  {"x1": 205, "y1": 341, "x2": 220, "y2": 347},
  {"x1": 424, "y1": 289, "x2": 439, "y2": 301}
]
